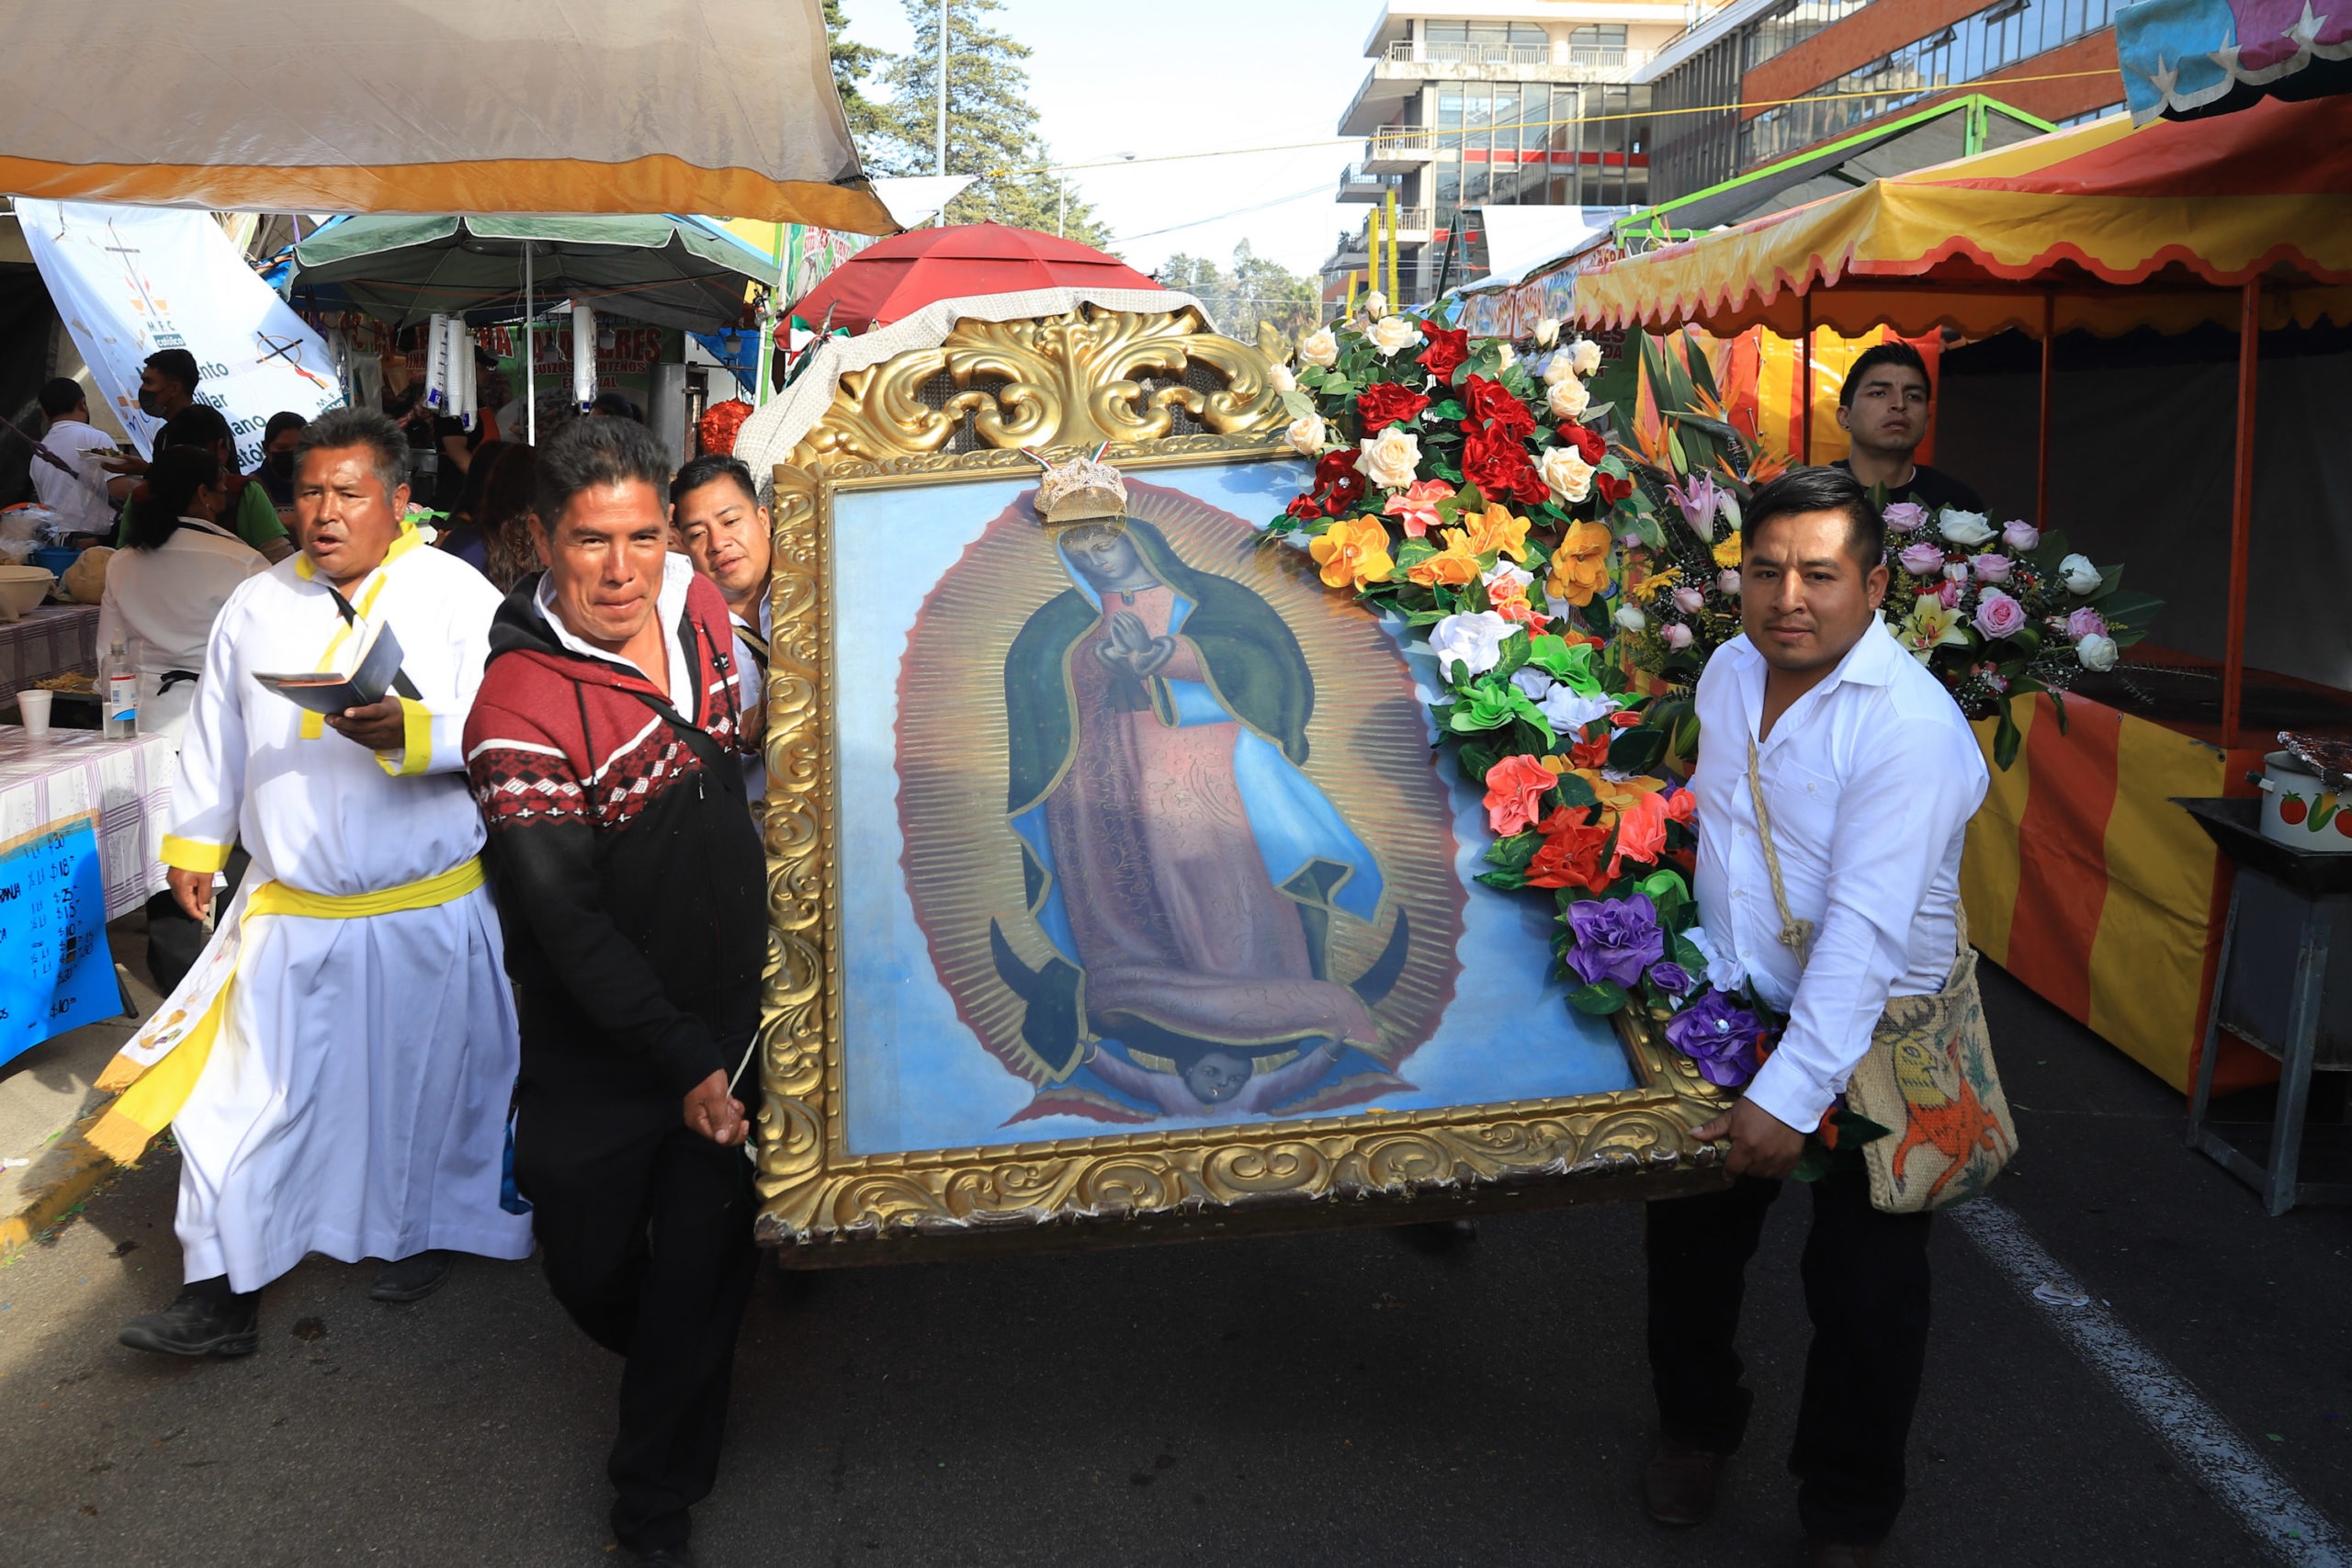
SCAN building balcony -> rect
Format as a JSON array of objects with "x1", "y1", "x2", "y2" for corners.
[
  {"x1": 1363, "y1": 207, "x2": 1435, "y2": 243},
  {"x1": 1363, "y1": 126, "x2": 1436, "y2": 173},
  {"x1": 1338, "y1": 163, "x2": 1404, "y2": 204},
  {"x1": 1340, "y1": 41, "x2": 1656, "y2": 134}
]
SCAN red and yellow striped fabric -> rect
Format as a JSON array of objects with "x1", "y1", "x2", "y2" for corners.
[{"x1": 1962, "y1": 694, "x2": 2271, "y2": 1092}]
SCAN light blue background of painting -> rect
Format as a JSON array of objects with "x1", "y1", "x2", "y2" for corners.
[{"x1": 831, "y1": 457, "x2": 1633, "y2": 1157}]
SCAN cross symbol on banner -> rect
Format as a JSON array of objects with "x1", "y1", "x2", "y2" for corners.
[{"x1": 256, "y1": 332, "x2": 334, "y2": 393}]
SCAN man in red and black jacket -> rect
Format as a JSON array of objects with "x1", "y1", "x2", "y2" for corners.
[{"x1": 462, "y1": 417, "x2": 764, "y2": 1568}]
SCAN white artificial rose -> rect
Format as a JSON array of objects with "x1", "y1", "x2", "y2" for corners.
[
  {"x1": 1299, "y1": 327, "x2": 1340, "y2": 368},
  {"x1": 1540, "y1": 446, "x2": 1594, "y2": 505},
  {"x1": 1510, "y1": 666, "x2": 1555, "y2": 701},
  {"x1": 1542, "y1": 352, "x2": 1577, "y2": 387},
  {"x1": 1569, "y1": 339, "x2": 1603, "y2": 378},
  {"x1": 1354, "y1": 424, "x2": 1423, "y2": 490},
  {"x1": 1362, "y1": 289, "x2": 1389, "y2": 320},
  {"x1": 1428, "y1": 611, "x2": 1516, "y2": 676},
  {"x1": 2076, "y1": 632, "x2": 2120, "y2": 671},
  {"x1": 1614, "y1": 604, "x2": 1648, "y2": 633},
  {"x1": 1284, "y1": 412, "x2": 1327, "y2": 457},
  {"x1": 1540, "y1": 686, "x2": 1619, "y2": 734},
  {"x1": 1684, "y1": 925, "x2": 1747, "y2": 992},
  {"x1": 1546, "y1": 375, "x2": 1590, "y2": 422},
  {"x1": 1534, "y1": 317, "x2": 1562, "y2": 349},
  {"x1": 1495, "y1": 343, "x2": 1518, "y2": 369},
  {"x1": 1267, "y1": 363, "x2": 1297, "y2": 393},
  {"x1": 1483, "y1": 559, "x2": 1535, "y2": 595},
  {"x1": 1368, "y1": 312, "x2": 1424, "y2": 358},
  {"x1": 2059, "y1": 552, "x2": 2104, "y2": 594},
  {"x1": 1937, "y1": 507, "x2": 1996, "y2": 547}
]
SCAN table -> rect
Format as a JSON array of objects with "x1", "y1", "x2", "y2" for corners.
[
  {"x1": 0, "y1": 604, "x2": 100, "y2": 694},
  {"x1": 0, "y1": 725, "x2": 176, "y2": 920},
  {"x1": 2181, "y1": 798, "x2": 2352, "y2": 1215}
]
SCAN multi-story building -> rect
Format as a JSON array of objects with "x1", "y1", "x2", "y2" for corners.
[
  {"x1": 1324, "y1": 1, "x2": 1690, "y2": 303},
  {"x1": 1643, "y1": 0, "x2": 2132, "y2": 204}
]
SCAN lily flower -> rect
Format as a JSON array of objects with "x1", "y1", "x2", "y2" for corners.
[{"x1": 1894, "y1": 593, "x2": 1973, "y2": 663}]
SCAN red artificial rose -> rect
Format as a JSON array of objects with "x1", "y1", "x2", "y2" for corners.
[
  {"x1": 1524, "y1": 807, "x2": 1613, "y2": 893},
  {"x1": 1596, "y1": 470, "x2": 1633, "y2": 504},
  {"x1": 1312, "y1": 449, "x2": 1366, "y2": 515},
  {"x1": 1285, "y1": 492, "x2": 1324, "y2": 522},
  {"x1": 1560, "y1": 422, "x2": 1605, "y2": 463},
  {"x1": 1461, "y1": 426, "x2": 1547, "y2": 506},
  {"x1": 1357, "y1": 380, "x2": 1431, "y2": 436},
  {"x1": 1419, "y1": 326, "x2": 1471, "y2": 383},
  {"x1": 1461, "y1": 375, "x2": 1535, "y2": 441}
]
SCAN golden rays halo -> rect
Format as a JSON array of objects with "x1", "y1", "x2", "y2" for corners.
[{"x1": 893, "y1": 473, "x2": 1468, "y2": 1103}]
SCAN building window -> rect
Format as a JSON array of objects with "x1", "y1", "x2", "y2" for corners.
[
  {"x1": 1740, "y1": 0, "x2": 2119, "y2": 164},
  {"x1": 1421, "y1": 19, "x2": 1550, "y2": 65},
  {"x1": 1566, "y1": 24, "x2": 1628, "y2": 65},
  {"x1": 1747, "y1": 0, "x2": 1875, "y2": 70}
]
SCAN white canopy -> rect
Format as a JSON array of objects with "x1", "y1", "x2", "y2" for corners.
[{"x1": 0, "y1": 0, "x2": 894, "y2": 232}]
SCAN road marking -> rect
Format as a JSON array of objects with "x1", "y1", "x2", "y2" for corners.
[{"x1": 1953, "y1": 1199, "x2": 2348, "y2": 1566}]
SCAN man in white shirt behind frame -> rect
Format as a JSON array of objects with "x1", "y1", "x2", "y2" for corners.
[{"x1": 1644, "y1": 466, "x2": 1989, "y2": 1567}]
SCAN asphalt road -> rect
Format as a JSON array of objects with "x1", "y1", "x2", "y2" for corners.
[{"x1": 2, "y1": 964, "x2": 2346, "y2": 1568}]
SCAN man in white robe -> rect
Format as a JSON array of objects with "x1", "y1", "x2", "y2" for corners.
[{"x1": 101, "y1": 407, "x2": 532, "y2": 1357}]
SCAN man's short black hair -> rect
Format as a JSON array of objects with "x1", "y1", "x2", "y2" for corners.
[
  {"x1": 297, "y1": 406, "x2": 411, "y2": 499},
  {"x1": 37, "y1": 378, "x2": 85, "y2": 419},
  {"x1": 143, "y1": 348, "x2": 200, "y2": 394},
  {"x1": 1744, "y1": 465, "x2": 1884, "y2": 573},
  {"x1": 161, "y1": 402, "x2": 234, "y2": 455},
  {"x1": 670, "y1": 452, "x2": 758, "y2": 508},
  {"x1": 537, "y1": 414, "x2": 672, "y2": 526},
  {"x1": 1838, "y1": 341, "x2": 1931, "y2": 409}
]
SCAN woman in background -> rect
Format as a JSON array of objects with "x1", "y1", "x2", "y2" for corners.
[
  {"x1": 435, "y1": 436, "x2": 517, "y2": 574},
  {"x1": 473, "y1": 442, "x2": 541, "y2": 593}
]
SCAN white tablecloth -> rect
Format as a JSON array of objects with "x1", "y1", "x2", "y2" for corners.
[
  {"x1": 0, "y1": 725, "x2": 176, "y2": 920},
  {"x1": 0, "y1": 604, "x2": 101, "y2": 694}
]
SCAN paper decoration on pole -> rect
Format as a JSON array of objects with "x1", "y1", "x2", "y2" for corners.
[{"x1": 572, "y1": 306, "x2": 599, "y2": 410}]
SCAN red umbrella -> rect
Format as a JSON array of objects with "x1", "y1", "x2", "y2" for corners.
[{"x1": 787, "y1": 222, "x2": 1163, "y2": 333}]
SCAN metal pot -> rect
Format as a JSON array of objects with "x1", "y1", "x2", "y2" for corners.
[{"x1": 2256, "y1": 750, "x2": 2352, "y2": 852}]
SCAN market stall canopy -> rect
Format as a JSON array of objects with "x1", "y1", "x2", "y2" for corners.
[
  {"x1": 285, "y1": 215, "x2": 780, "y2": 333},
  {"x1": 1577, "y1": 94, "x2": 2352, "y2": 341},
  {"x1": 0, "y1": 0, "x2": 893, "y2": 232},
  {"x1": 2118, "y1": 0, "x2": 2352, "y2": 122},
  {"x1": 787, "y1": 223, "x2": 1162, "y2": 333}
]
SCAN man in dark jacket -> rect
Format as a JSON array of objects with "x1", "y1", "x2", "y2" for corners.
[{"x1": 463, "y1": 417, "x2": 766, "y2": 1568}]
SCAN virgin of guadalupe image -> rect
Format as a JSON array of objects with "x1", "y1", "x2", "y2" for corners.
[{"x1": 986, "y1": 452, "x2": 1414, "y2": 1123}]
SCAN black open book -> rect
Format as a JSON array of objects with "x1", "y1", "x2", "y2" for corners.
[{"x1": 253, "y1": 622, "x2": 406, "y2": 716}]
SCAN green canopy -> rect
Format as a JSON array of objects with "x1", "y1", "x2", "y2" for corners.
[{"x1": 285, "y1": 214, "x2": 779, "y2": 332}]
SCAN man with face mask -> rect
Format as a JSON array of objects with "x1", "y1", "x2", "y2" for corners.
[
  {"x1": 99, "y1": 350, "x2": 204, "y2": 483},
  {"x1": 251, "y1": 412, "x2": 309, "y2": 513}
]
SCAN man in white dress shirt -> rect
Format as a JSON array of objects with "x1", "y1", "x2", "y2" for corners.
[
  {"x1": 28, "y1": 378, "x2": 133, "y2": 538},
  {"x1": 102, "y1": 407, "x2": 533, "y2": 1357},
  {"x1": 1644, "y1": 467, "x2": 1988, "y2": 1567}
]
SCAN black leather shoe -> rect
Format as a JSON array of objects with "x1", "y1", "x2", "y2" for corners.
[
  {"x1": 1644, "y1": 1438, "x2": 1726, "y2": 1526},
  {"x1": 628, "y1": 1546, "x2": 696, "y2": 1567},
  {"x1": 369, "y1": 1249, "x2": 453, "y2": 1303},
  {"x1": 119, "y1": 1284, "x2": 259, "y2": 1358}
]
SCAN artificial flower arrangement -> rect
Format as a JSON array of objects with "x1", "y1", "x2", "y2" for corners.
[{"x1": 1261, "y1": 298, "x2": 1779, "y2": 1091}]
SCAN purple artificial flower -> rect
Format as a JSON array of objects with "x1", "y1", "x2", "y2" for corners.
[
  {"x1": 1972, "y1": 553, "x2": 2012, "y2": 583},
  {"x1": 1566, "y1": 893, "x2": 1666, "y2": 989},
  {"x1": 1973, "y1": 588, "x2": 2028, "y2": 639},
  {"x1": 2065, "y1": 605, "x2": 2109, "y2": 641},
  {"x1": 1648, "y1": 960, "x2": 1695, "y2": 996},
  {"x1": 1665, "y1": 471, "x2": 1724, "y2": 540},
  {"x1": 1882, "y1": 501, "x2": 1928, "y2": 534},
  {"x1": 1664, "y1": 989, "x2": 1767, "y2": 1088},
  {"x1": 1897, "y1": 541, "x2": 1946, "y2": 577}
]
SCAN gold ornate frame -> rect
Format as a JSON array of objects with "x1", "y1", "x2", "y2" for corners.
[{"x1": 755, "y1": 308, "x2": 1730, "y2": 1263}]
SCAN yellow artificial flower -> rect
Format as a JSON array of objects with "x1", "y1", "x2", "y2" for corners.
[
  {"x1": 1712, "y1": 529, "x2": 1743, "y2": 570},
  {"x1": 1461, "y1": 502, "x2": 1531, "y2": 563},
  {"x1": 1546, "y1": 519, "x2": 1612, "y2": 608},
  {"x1": 1626, "y1": 559, "x2": 1682, "y2": 603},
  {"x1": 1408, "y1": 527, "x2": 1483, "y2": 587},
  {"x1": 1894, "y1": 592, "x2": 1972, "y2": 663},
  {"x1": 1309, "y1": 515, "x2": 1396, "y2": 591}
]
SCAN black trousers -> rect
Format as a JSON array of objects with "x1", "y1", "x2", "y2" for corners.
[
  {"x1": 514, "y1": 1082, "x2": 759, "y2": 1553},
  {"x1": 143, "y1": 846, "x2": 251, "y2": 996},
  {"x1": 1645, "y1": 1168, "x2": 1933, "y2": 1547}
]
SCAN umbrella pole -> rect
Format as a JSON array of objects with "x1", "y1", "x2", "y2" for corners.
[
  {"x1": 1798, "y1": 292, "x2": 1813, "y2": 464},
  {"x1": 2222, "y1": 278, "x2": 2260, "y2": 750},
  {"x1": 2035, "y1": 290, "x2": 2054, "y2": 533},
  {"x1": 524, "y1": 243, "x2": 537, "y2": 446}
]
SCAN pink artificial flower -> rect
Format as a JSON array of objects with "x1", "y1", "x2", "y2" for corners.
[
  {"x1": 2002, "y1": 520, "x2": 2041, "y2": 551},
  {"x1": 1673, "y1": 586, "x2": 1706, "y2": 615},
  {"x1": 1717, "y1": 569, "x2": 1742, "y2": 596},
  {"x1": 1897, "y1": 541, "x2": 1946, "y2": 576},
  {"x1": 1662, "y1": 622, "x2": 1695, "y2": 650},
  {"x1": 1882, "y1": 502, "x2": 1928, "y2": 534},
  {"x1": 1938, "y1": 580, "x2": 1962, "y2": 609},
  {"x1": 2065, "y1": 606, "x2": 2109, "y2": 640},
  {"x1": 1942, "y1": 560, "x2": 1972, "y2": 584},
  {"x1": 1973, "y1": 589, "x2": 2028, "y2": 639},
  {"x1": 1383, "y1": 478, "x2": 1455, "y2": 538},
  {"x1": 1973, "y1": 553, "x2": 2012, "y2": 582}
]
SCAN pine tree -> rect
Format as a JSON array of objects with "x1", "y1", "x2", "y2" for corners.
[
  {"x1": 823, "y1": 0, "x2": 890, "y2": 150},
  {"x1": 872, "y1": 0, "x2": 1110, "y2": 245},
  {"x1": 1154, "y1": 244, "x2": 1320, "y2": 344}
]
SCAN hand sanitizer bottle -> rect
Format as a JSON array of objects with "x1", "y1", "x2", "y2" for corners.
[{"x1": 103, "y1": 634, "x2": 139, "y2": 739}]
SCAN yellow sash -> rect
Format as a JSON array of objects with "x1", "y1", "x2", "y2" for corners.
[{"x1": 85, "y1": 857, "x2": 485, "y2": 1165}]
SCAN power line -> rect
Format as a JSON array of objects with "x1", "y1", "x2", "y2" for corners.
[{"x1": 1110, "y1": 180, "x2": 1339, "y2": 244}]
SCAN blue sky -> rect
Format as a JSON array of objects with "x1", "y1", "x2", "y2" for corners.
[{"x1": 837, "y1": 0, "x2": 1376, "y2": 277}]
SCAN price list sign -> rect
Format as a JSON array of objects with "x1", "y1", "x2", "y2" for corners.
[{"x1": 0, "y1": 814, "x2": 120, "y2": 1067}]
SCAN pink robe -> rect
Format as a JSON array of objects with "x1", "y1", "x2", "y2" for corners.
[{"x1": 1043, "y1": 584, "x2": 1382, "y2": 1052}]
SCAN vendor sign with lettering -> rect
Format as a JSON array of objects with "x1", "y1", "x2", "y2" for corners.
[{"x1": 0, "y1": 814, "x2": 119, "y2": 1067}]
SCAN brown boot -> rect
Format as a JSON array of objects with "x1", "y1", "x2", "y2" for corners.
[
  {"x1": 1808, "y1": 1538, "x2": 1879, "y2": 1567},
  {"x1": 1644, "y1": 1438, "x2": 1725, "y2": 1526}
]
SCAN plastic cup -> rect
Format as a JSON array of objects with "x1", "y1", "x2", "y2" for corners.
[{"x1": 15, "y1": 688, "x2": 52, "y2": 737}]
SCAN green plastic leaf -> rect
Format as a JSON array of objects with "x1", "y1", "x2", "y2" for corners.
[
  {"x1": 1278, "y1": 389, "x2": 1316, "y2": 421},
  {"x1": 1526, "y1": 634, "x2": 1600, "y2": 692},
  {"x1": 1553, "y1": 771, "x2": 1600, "y2": 808},
  {"x1": 1567, "y1": 980, "x2": 1629, "y2": 1016},
  {"x1": 1429, "y1": 398, "x2": 1467, "y2": 422},
  {"x1": 1607, "y1": 726, "x2": 1668, "y2": 774}
]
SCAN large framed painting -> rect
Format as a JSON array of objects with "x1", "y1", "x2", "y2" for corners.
[{"x1": 753, "y1": 310, "x2": 1726, "y2": 1260}]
